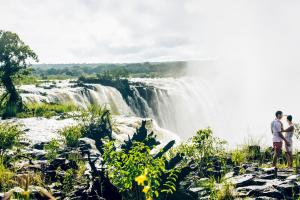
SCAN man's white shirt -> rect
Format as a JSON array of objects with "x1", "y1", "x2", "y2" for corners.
[{"x1": 271, "y1": 119, "x2": 282, "y2": 142}]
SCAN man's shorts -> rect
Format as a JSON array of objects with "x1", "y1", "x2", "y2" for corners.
[{"x1": 273, "y1": 142, "x2": 283, "y2": 152}]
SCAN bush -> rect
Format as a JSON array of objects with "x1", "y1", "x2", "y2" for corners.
[
  {"x1": 59, "y1": 125, "x2": 83, "y2": 147},
  {"x1": 231, "y1": 148, "x2": 247, "y2": 165},
  {"x1": 44, "y1": 139, "x2": 60, "y2": 161},
  {"x1": 0, "y1": 122, "x2": 23, "y2": 156},
  {"x1": 176, "y1": 128, "x2": 227, "y2": 177},
  {"x1": 0, "y1": 158, "x2": 14, "y2": 191},
  {"x1": 104, "y1": 141, "x2": 177, "y2": 200},
  {"x1": 17, "y1": 102, "x2": 78, "y2": 118}
]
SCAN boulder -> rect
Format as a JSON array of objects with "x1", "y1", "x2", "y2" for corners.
[
  {"x1": 228, "y1": 174, "x2": 255, "y2": 187},
  {"x1": 273, "y1": 181, "x2": 300, "y2": 197}
]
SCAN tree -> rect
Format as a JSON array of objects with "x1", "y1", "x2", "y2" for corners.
[{"x1": 0, "y1": 30, "x2": 38, "y2": 118}]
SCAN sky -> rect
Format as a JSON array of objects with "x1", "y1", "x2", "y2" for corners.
[{"x1": 2, "y1": 0, "x2": 299, "y2": 64}]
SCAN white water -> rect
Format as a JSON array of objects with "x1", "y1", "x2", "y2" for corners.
[
  {"x1": 19, "y1": 78, "x2": 217, "y2": 141},
  {"x1": 20, "y1": 80, "x2": 132, "y2": 115},
  {"x1": 130, "y1": 77, "x2": 218, "y2": 139}
]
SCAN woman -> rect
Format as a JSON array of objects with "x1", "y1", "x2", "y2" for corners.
[{"x1": 283, "y1": 115, "x2": 294, "y2": 168}]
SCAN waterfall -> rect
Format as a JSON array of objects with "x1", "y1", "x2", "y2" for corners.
[
  {"x1": 19, "y1": 78, "x2": 217, "y2": 140},
  {"x1": 20, "y1": 80, "x2": 132, "y2": 115},
  {"x1": 128, "y1": 77, "x2": 217, "y2": 139}
]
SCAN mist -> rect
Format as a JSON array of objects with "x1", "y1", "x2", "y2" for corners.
[{"x1": 185, "y1": 0, "x2": 300, "y2": 147}]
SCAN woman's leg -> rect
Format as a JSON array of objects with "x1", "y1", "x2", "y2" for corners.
[
  {"x1": 289, "y1": 151, "x2": 293, "y2": 168},
  {"x1": 286, "y1": 151, "x2": 293, "y2": 168}
]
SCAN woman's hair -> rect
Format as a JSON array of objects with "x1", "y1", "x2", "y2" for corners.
[{"x1": 287, "y1": 115, "x2": 293, "y2": 122}]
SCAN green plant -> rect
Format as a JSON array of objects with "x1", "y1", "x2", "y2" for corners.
[
  {"x1": 79, "y1": 105, "x2": 113, "y2": 153},
  {"x1": 0, "y1": 122, "x2": 23, "y2": 156},
  {"x1": 231, "y1": 148, "x2": 247, "y2": 165},
  {"x1": 176, "y1": 128, "x2": 227, "y2": 177},
  {"x1": 216, "y1": 181, "x2": 235, "y2": 200},
  {"x1": 62, "y1": 169, "x2": 76, "y2": 196},
  {"x1": 59, "y1": 125, "x2": 83, "y2": 147},
  {"x1": 0, "y1": 158, "x2": 14, "y2": 191},
  {"x1": 18, "y1": 102, "x2": 78, "y2": 118},
  {"x1": 104, "y1": 141, "x2": 177, "y2": 200},
  {"x1": 44, "y1": 139, "x2": 60, "y2": 161}
]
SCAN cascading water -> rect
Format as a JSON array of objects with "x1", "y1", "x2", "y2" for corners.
[
  {"x1": 128, "y1": 77, "x2": 218, "y2": 139},
  {"x1": 19, "y1": 78, "x2": 217, "y2": 140},
  {"x1": 20, "y1": 80, "x2": 132, "y2": 115}
]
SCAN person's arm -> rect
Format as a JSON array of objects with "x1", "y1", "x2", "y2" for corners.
[
  {"x1": 282, "y1": 126, "x2": 294, "y2": 133},
  {"x1": 276, "y1": 122, "x2": 290, "y2": 144}
]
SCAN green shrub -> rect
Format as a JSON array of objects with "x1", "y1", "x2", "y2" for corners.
[
  {"x1": 176, "y1": 128, "x2": 227, "y2": 177},
  {"x1": 231, "y1": 148, "x2": 247, "y2": 165},
  {"x1": 59, "y1": 125, "x2": 83, "y2": 147},
  {"x1": 62, "y1": 169, "x2": 76, "y2": 196},
  {"x1": 104, "y1": 141, "x2": 177, "y2": 200},
  {"x1": 44, "y1": 139, "x2": 60, "y2": 161},
  {"x1": 0, "y1": 122, "x2": 23, "y2": 156},
  {"x1": 217, "y1": 182, "x2": 235, "y2": 200},
  {"x1": 0, "y1": 158, "x2": 14, "y2": 191},
  {"x1": 17, "y1": 102, "x2": 78, "y2": 118}
]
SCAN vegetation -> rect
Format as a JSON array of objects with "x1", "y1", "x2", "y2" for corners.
[
  {"x1": 59, "y1": 125, "x2": 83, "y2": 147},
  {"x1": 176, "y1": 128, "x2": 227, "y2": 178},
  {"x1": 33, "y1": 61, "x2": 188, "y2": 79},
  {"x1": 0, "y1": 30, "x2": 38, "y2": 118},
  {"x1": 103, "y1": 120, "x2": 180, "y2": 200},
  {"x1": 44, "y1": 139, "x2": 60, "y2": 162},
  {"x1": 17, "y1": 102, "x2": 78, "y2": 118},
  {"x1": 0, "y1": 122, "x2": 23, "y2": 156},
  {"x1": 231, "y1": 147, "x2": 247, "y2": 165},
  {"x1": 104, "y1": 142, "x2": 167, "y2": 200}
]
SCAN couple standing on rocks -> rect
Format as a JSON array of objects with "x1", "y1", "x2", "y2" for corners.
[{"x1": 271, "y1": 110, "x2": 294, "y2": 169}]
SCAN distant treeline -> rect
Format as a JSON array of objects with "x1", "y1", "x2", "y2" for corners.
[{"x1": 33, "y1": 61, "x2": 188, "y2": 79}]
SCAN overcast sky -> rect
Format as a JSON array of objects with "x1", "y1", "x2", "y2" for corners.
[{"x1": 1, "y1": 0, "x2": 300, "y2": 63}]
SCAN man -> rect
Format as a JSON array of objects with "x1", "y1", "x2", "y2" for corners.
[{"x1": 271, "y1": 111, "x2": 290, "y2": 168}]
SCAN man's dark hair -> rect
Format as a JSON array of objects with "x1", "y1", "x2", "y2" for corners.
[
  {"x1": 275, "y1": 111, "x2": 283, "y2": 118},
  {"x1": 287, "y1": 115, "x2": 293, "y2": 122}
]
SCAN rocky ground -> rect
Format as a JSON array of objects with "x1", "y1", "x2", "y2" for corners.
[{"x1": 185, "y1": 163, "x2": 300, "y2": 200}]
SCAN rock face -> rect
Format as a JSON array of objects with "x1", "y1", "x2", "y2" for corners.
[
  {"x1": 182, "y1": 163, "x2": 300, "y2": 200},
  {"x1": 227, "y1": 165, "x2": 300, "y2": 199}
]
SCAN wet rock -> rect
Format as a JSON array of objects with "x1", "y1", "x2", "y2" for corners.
[
  {"x1": 287, "y1": 174, "x2": 299, "y2": 181},
  {"x1": 45, "y1": 170, "x2": 56, "y2": 181},
  {"x1": 258, "y1": 173, "x2": 276, "y2": 180},
  {"x1": 188, "y1": 187, "x2": 210, "y2": 197},
  {"x1": 238, "y1": 185, "x2": 284, "y2": 199},
  {"x1": 29, "y1": 149, "x2": 47, "y2": 160},
  {"x1": 78, "y1": 137, "x2": 101, "y2": 156},
  {"x1": 32, "y1": 142, "x2": 47, "y2": 150},
  {"x1": 233, "y1": 166, "x2": 240, "y2": 175},
  {"x1": 273, "y1": 181, "x2": 300, "y2": 197},
  {"x1": 249, "y1": 186, "x2": 284, "y2": 199},
  {"x1": 262, "y1": 167, "x2": 276, "y2": 174},
  {"x1": 224, "y1": 171, "x2": 234, "y2": 179},
  {"x1": 277, "y1": 171, "x2": 292, "y2": 180},
  {"x1": 49, "y1": 157, "x2": 67, "y2": 170},
  {"x1": 228, "y1": 174, "x2": 255, "y2": 187},
  {"x1": 252, "y1": 178, "x2": 268, "y2": 186}
]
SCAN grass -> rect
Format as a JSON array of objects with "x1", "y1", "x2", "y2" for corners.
[
  {"x1": 231, "y1": 147, "x2": 247, "y2": 165},
  {"x1": 59, "y1": 125, "x2": 83, "y2": 147},
  {"x1": 17, "y1": 102, "x2": 78, "y2": 118},
  {"x1": 0, "y1": 122, "x2": 23, "y2": 156}
]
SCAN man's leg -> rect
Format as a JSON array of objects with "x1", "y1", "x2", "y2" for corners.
[
  {"x1": 272, "y1": 142, "x2": 282, "y2": 168},
  {"x1": 273, "y1": 150, "x2": 278, "y2": 167}
]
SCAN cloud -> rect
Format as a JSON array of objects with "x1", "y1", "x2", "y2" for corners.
[{"x1": 1, "y1": 0, "x2": 300, "y2": 64}]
